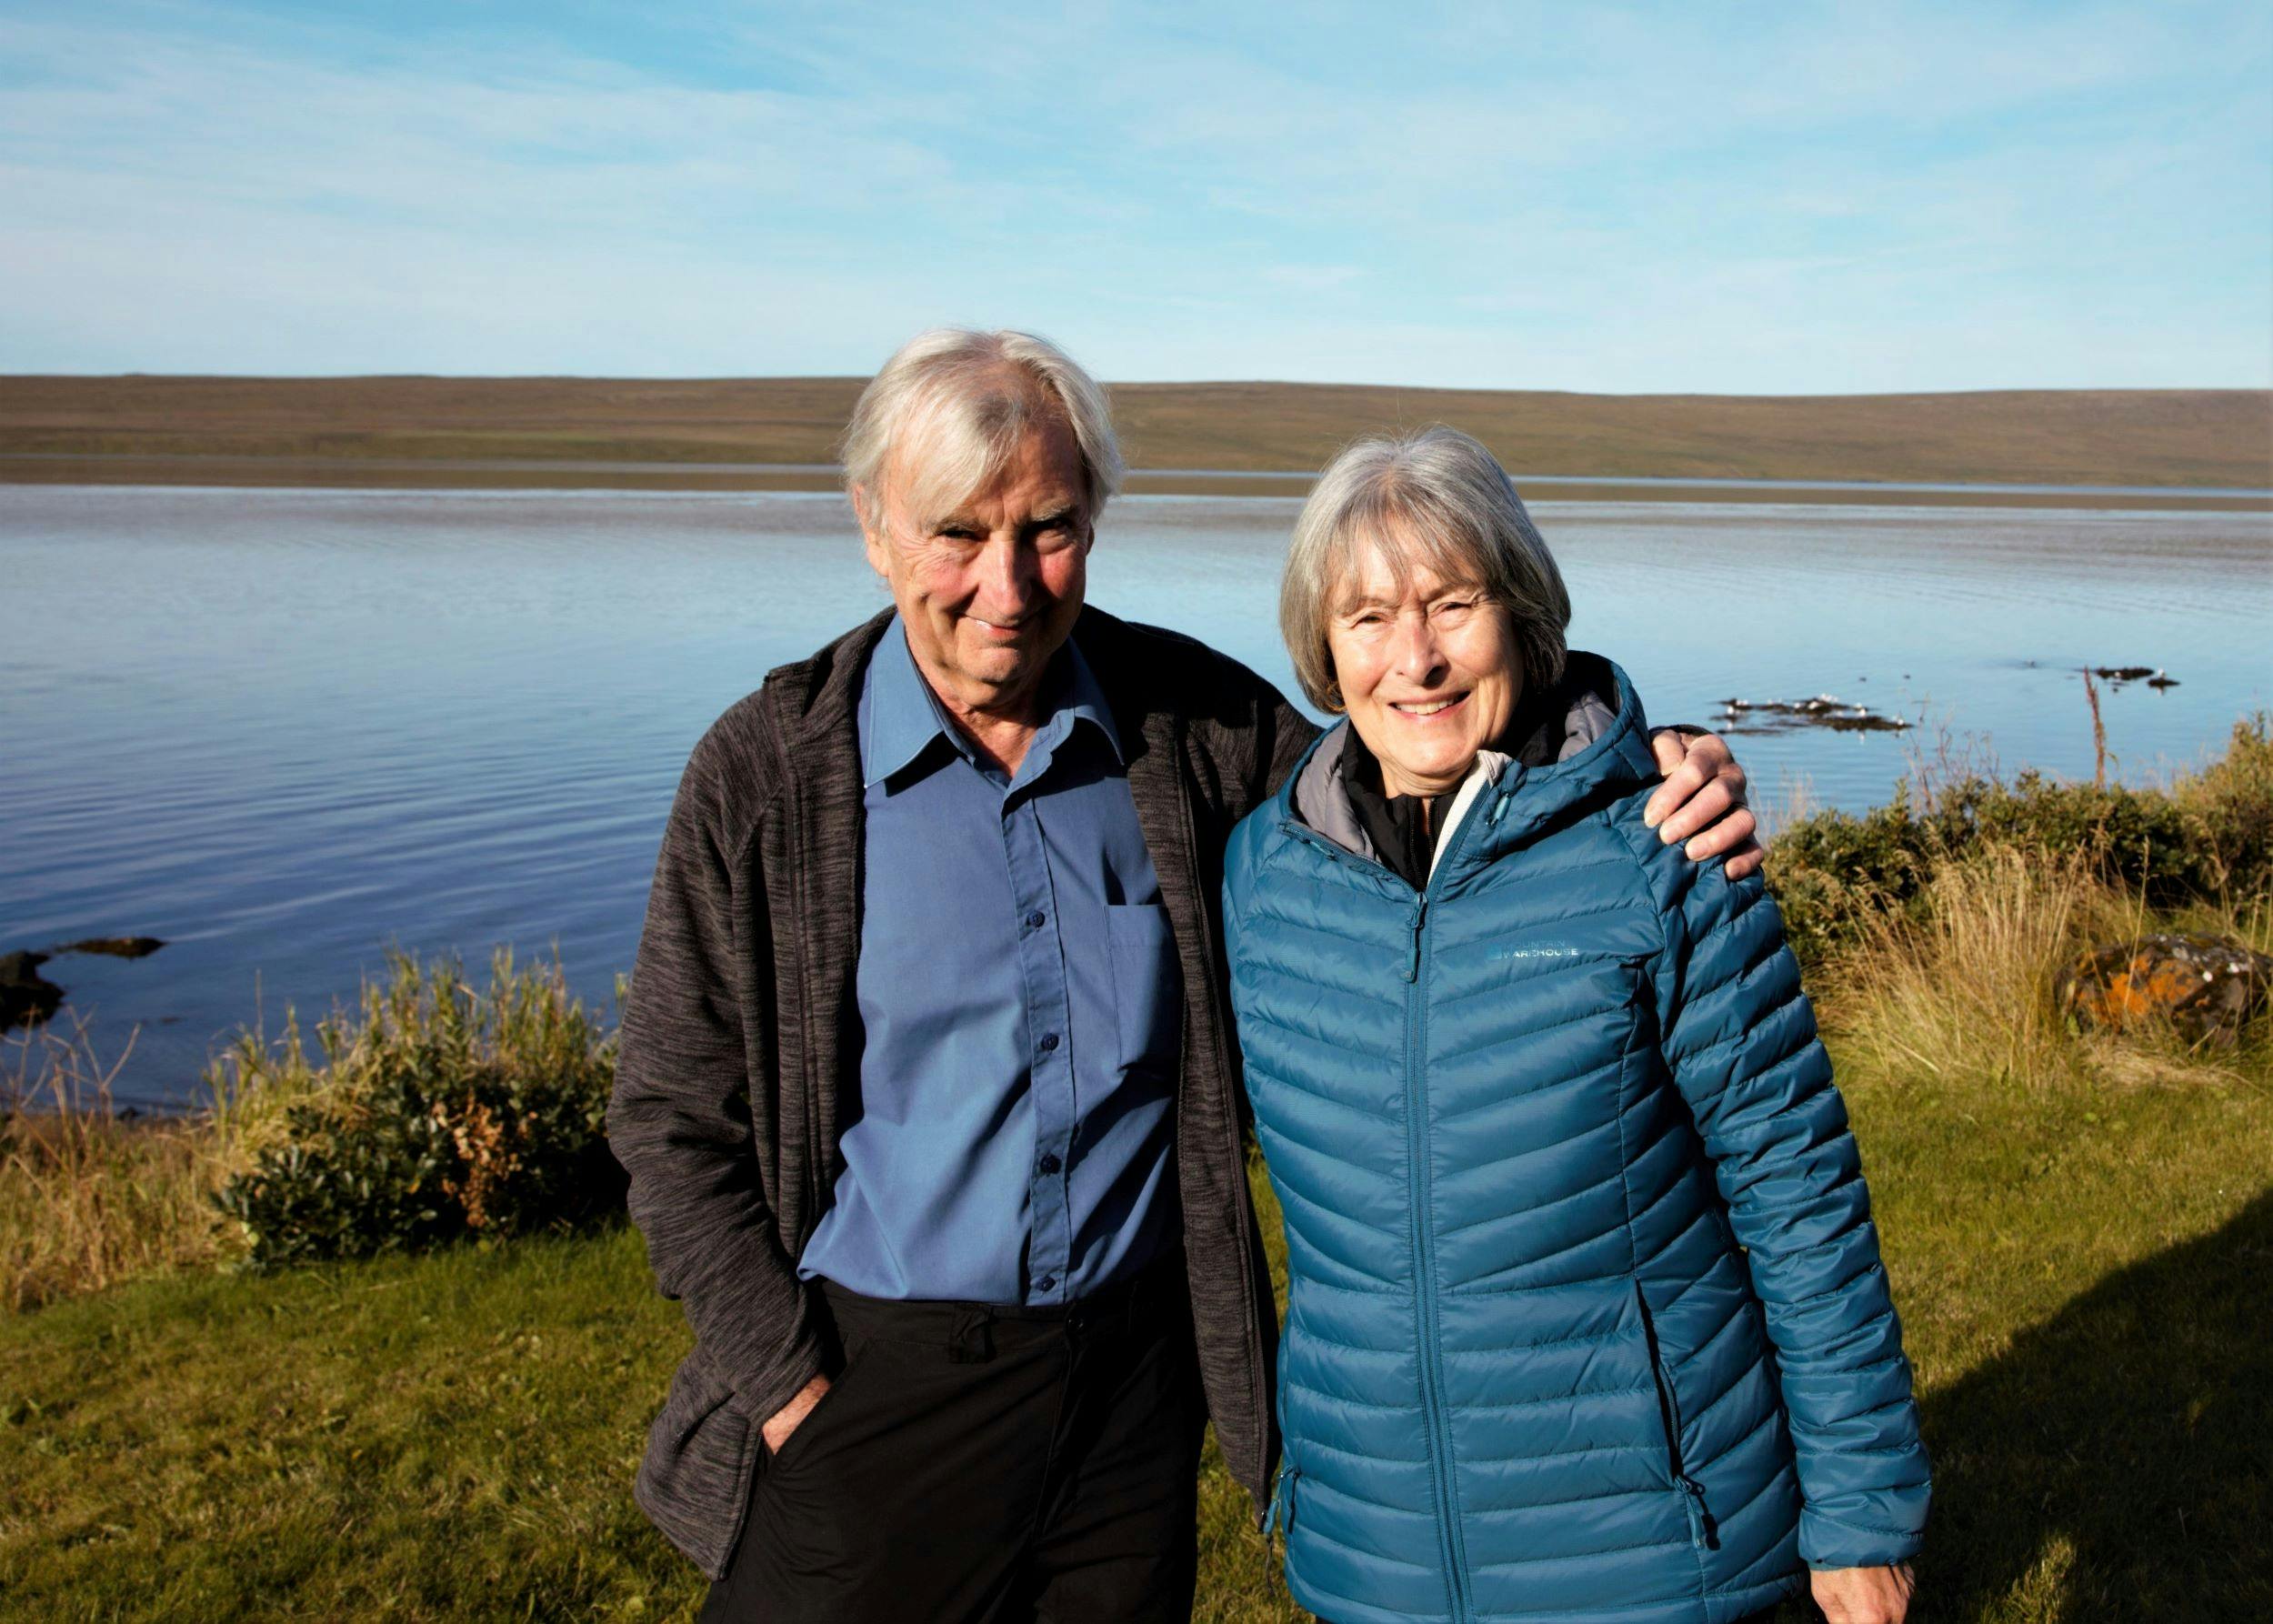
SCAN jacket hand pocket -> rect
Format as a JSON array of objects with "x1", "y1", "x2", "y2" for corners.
[{"x1": 635, "y1": 1348, "x2": 759, "y2": 1580}]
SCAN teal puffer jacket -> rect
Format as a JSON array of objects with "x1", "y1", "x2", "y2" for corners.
[{"x1": 1222, "y1": 658, "x2": 1928, "y2": 1624}]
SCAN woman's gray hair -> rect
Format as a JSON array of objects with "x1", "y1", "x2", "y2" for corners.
[
  {"x1": 842, "y1": 327, "x2": 1125, "y2": 536},
  {"x1": 1279, "y1": 426, "x2": 1570, "y2": 712}
]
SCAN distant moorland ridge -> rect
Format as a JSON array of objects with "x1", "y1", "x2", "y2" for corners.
[{"x1": 1, "y1": 376, "x2": 2268, "y2": 489}]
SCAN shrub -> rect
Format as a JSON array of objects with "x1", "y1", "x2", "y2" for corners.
[
  {"x1": 210, "y1": 951, "x2": 623, "y2": 1269},
  {"x1": 1770, "y1": 716, "x2": 2273, "y2": 965}
]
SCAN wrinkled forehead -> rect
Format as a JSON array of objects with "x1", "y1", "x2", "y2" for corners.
[
  {"x1": 877, "y1": 371, "x2": 1086, "y2": 528},
  {"x1": 1327, "y1": 510, "x2": 1489, "y2": 611}
]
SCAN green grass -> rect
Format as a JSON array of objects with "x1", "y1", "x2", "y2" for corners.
[
  {"x1": 8, "y1": 735, "x2": 2273, "y2": 1619},
  {"x1": 5, "y1": 1029, "x2": 2269, "y2": 1620},
  {"x1": 0, "y1": 1228, "x2": 691, "y2": 1619}
]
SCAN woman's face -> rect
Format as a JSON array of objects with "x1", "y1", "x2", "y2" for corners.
[{"x1": 1327, "y1": 535, "x2": 1523, "y2": 800}]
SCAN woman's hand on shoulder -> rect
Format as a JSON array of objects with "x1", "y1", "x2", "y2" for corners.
[
  {"x1": 1810, "y1": 1562, "x2": 1916, "y2": 1623},
  {"x1": 1643, "y1": 727, "x2": 1763, "y2": 880}
]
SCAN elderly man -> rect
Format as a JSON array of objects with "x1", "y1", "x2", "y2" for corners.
[{"x1": 608, "y1": 328, "x2": 1762, "y2": 1624}]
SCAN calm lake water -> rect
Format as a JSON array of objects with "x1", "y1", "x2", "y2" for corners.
[{"x1": 5, "y1": 485, "x2": 2268, "y2": 1108}]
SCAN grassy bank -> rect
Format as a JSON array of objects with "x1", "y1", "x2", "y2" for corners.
[
  {"x1": 5, "y1": 1061, "x2": 2268, "y2": 1621},
  {"x1": 1, "y1": 952, "x2": 615, "y2": 1313},
  {"x1": 4, "y1": 375, "x2": 2268, "y2": 490},
  {"x1": 5, "y1": 733, "x2": 2270, "y2": 1619}
]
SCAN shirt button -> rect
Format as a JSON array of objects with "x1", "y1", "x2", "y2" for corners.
[
  {"x1": 1025, "y1": 910, "x2": 1046, "y2": 930},
  {"x1": 1036, "y1": 1275, "x2": 1056, "y2": 1293},
  {"x1": 1037, "y1": 1152, "x2": 1062, "y2": 1176},
  {"x1": 1036, "y1": 1032, "x2": 1059, "y2": 1054}
]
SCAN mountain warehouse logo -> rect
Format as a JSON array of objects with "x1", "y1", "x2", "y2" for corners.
[{"x1": 1491, "y1": 944, "x2": 1594, "y2": 960}]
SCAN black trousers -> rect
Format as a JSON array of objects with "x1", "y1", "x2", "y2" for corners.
[{"x1": 699, "y1": 1253, "x2": 1207, "y2": 1624}]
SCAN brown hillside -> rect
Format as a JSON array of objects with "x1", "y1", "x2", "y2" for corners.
[{"x1": 0, "y1": 376, "x2": 2266, "y2": 490}]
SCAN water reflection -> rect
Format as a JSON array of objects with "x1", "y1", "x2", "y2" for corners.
[{"x1": 3, "y1": 486, "x2": 2266, "y2": 1107}]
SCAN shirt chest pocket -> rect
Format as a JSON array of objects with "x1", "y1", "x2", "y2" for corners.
[{"x1": 1106, "y1": 903, "x2": 1182, "y2": 1078}]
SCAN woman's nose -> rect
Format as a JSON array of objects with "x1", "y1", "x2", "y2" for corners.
[{"x1": 1392, "y1": 612, "x2": 1445, "y2": 682}]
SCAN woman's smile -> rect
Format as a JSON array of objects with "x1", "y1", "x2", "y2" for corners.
[{"x1": 1387, "y1": 692, "x2": 1469, "y2": 719}]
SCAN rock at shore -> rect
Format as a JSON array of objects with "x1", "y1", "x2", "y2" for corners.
[
  {"x1": 1717, "y1": 695, "x2": 1911, "y2": 734},
  {"x1": 0, "y1": 937, "x2": 166, "y2": 1032},
  {"x1": 2056, "y1": 934, "x2": 2273, "y2": 1048},
  {"x1": 1, "y1": 950, "x2": 65, "y2": 1032},
  {"x1": 55, "y1": 936, "x2": 166, "y2": 958}
]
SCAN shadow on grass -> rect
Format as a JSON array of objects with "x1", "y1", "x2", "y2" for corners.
[{"x1": 1917, "y1": 1186, "x2": 2273, "y2": 1619}]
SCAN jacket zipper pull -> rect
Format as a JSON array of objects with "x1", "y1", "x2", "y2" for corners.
[
  {"x1": 1677, "y1": 1477, "x2": 1713, "y2": 1549},
  {"x1": 1257, "y1": 1463, "x2": 1297, "y2": 1592},
  {"x1": 1402, "y1": 905, "x2": 1426, "y2": 982}
]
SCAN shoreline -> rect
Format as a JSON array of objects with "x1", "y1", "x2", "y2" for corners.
[{"x1": 6, "y1": 453, "x2": 2268, "y2": 510}]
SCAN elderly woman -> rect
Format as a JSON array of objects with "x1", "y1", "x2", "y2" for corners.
[{"x1": 1221, "y1": 428, "x2": 1928, "y2": 1624}]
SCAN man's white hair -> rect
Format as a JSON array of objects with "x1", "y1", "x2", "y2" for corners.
[
  {"x1": 842, "y1": 327, "x2": 1124, "y2": 536},
  {"x1": 1280, "y1": 426, "x2": 1570, "y2": 712}
]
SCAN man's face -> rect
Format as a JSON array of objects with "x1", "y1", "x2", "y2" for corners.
[{"x1": 860, "y1": 412, "x2": 1092, "y2": 724}]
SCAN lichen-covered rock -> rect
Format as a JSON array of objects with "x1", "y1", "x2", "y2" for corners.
[{"x1": 2056, "y1": 934, "x2": 2273, "y2": 1048}]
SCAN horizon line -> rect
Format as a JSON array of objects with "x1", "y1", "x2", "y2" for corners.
[{"x1": 7, "y1": 372, "x2": 2270, "y2": 402}]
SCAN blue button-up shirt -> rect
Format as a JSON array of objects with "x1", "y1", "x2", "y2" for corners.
[{"x1": 796, "y1": 618, "x2": 1182, "y2": 1306}]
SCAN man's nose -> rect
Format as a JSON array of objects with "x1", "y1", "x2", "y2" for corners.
[{"x1": 976, "y1": 532, "x2": 1037, "y2": 606}]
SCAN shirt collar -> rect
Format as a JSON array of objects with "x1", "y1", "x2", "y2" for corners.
[{"x1": 860, "y1": 617, "x2": 1123, "y2": 789}]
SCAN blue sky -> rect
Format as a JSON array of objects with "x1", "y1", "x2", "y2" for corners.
[{"x1": 3, "y1": 1, "x2": 2268, "y2": 389}]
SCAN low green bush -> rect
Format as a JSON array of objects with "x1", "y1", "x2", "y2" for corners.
[
  {"x1": 1770, "y1": 715, "x2": 2273, "y2": 964},
  {"x1": 210, "y1": 952, "x2": 623, "y2": 1268}
]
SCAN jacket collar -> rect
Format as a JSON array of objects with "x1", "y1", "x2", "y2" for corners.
[
  {"x1": 859, "y1": 615, "x2": 1125, "y2": 789},
  {"x1": 766, "y1": 604, "x2": 1144, "y2": 757},
  {"x1": 1283, "y1": 651, "x2": 1655, "y2": 886}
]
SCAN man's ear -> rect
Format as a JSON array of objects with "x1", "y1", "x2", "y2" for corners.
[{"x1": 851, "y1": 486, "x2": 891, "y2": 577}]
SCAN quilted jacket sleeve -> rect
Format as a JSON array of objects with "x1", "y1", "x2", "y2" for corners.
[
  {"x1": 609, "y1": 729, "x2": 827, "y2": 1428},
  {"x1": 1648, "y1": 848, "x2": 1931, "y2": 1569}
]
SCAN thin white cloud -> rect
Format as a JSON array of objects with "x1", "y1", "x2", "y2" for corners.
[{"x1": 0, "y1": 2, "x2": 2265, "y2": 387}]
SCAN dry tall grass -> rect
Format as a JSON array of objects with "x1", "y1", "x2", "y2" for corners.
[
  {"x1": 0, "y1": 1018, "x2": 239, "y2": 1310},
  {"x1": 1821, "y1": 843, "x2": 2270, "y2": 1096},
  {"x1": 1824, "y1": 847, "x2": 2094, "y2": 1090}
]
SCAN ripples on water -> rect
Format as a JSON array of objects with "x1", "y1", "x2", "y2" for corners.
[{"x1": 3, "y1": 486, "x2": 2267, "y2": 1107}]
